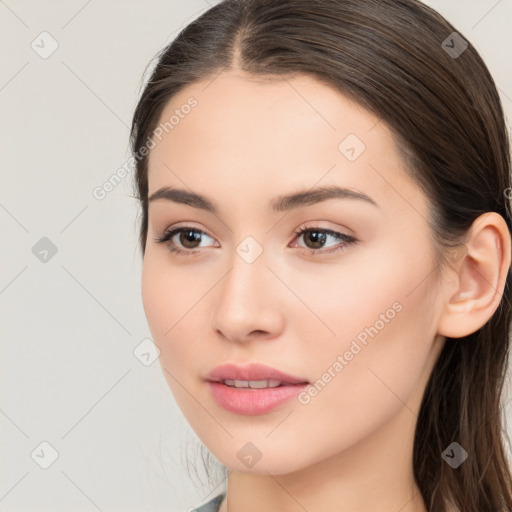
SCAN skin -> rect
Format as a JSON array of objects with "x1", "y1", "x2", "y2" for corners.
[{"x1": 141, "y1": 70, "x2": 511, "y2": 512}]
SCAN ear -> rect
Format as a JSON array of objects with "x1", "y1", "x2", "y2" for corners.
[{"x1": 436, "y1": 212, "x2": 511, "y2": 339}]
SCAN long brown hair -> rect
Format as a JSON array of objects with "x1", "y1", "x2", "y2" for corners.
[{"x1": 129, "y1": 1, "x2": 512, "y2": 510}]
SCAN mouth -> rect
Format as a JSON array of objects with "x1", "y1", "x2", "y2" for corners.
[
  {"x1": 205, "y1": 363, "x2": 309, "y2": 415},
  {"x1": 205, "y1": 362, "x2": 309, "y2": 386},
  {"x1": 206, "y1": 380, "x2": 309, "y2": 415},
  {"x1": 204, "y1": 363, "x2": 310, "y2": 415},
  {"x1": 209, "y1": 378, "x2": 307, "y2": 389}
]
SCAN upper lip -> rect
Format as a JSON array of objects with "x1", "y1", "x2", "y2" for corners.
[{"x1": 206, "y1": 363, "x2": 309, "y2": 385}]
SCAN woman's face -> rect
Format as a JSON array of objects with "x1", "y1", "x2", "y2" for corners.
[{"x1": 142, "y1": 71, "x2": 447, "y2": 474}]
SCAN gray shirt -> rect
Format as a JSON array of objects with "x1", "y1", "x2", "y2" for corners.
[{"x1": 193, "y1": 492, "x2": 225, "y2": 512}]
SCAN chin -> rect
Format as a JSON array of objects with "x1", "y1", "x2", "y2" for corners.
[{"x1": 212, "y1": 445, "x2": 312, "y2": 476}]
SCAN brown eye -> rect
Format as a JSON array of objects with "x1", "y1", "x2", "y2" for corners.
[
  {"x1": 154, "y1": 226, "x2": 217, "y2": 255},
  {"x1": 178, "y1": 229, "x2": 203, "y2": 249},
  {"x1": 291, "y1": 225, "x2": 358, "y2": 256},
  {"x1": 301, "y1": 229, "x2": 328, "y2": 249},
  {"x1": 153, "y1": 224, "x2": 358, "y2": 257}
]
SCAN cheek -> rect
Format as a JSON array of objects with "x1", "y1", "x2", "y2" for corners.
[
  {"x1": 141, "y1": 255, "x2": 189, "y2": 362},
  {"x1": 296, "y1": 247, "x2": 439, "y2": 438},
  {"x1": 141, "y1": 256, "x2": 169, "y2": 340},
  {"x1": 141, "y1": 253, "x2": 215, "y2": 376},
  {"x1": 313, "y1": 253, "x2": 436, "y2": 408}
]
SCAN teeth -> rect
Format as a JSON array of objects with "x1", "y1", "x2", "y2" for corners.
[{"x1": 224, "y1": 379, "x2": 282, "y2": 388}]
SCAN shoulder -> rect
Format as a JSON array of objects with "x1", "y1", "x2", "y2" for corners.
[{"x1": 192, "y1": 492, "x2": 226, "y2": 512}]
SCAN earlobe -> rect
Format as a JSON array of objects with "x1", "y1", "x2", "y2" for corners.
[{"x1": 436, "y1": 212, "x2": 511, "y2": 339}]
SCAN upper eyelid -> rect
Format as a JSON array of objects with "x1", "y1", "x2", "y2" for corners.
[
  {"x1": 161, "y1": 219, "x2": 348, "y2": 235},
  {"x1": 161, "y1": 223, "x2": 342, "y2": 237},
  {"x1": 158, "y1": 223, "x2": 353, "y2": 248},
  {"x1": 164, "y1": 223, "x2": 215, "y2": 240}
]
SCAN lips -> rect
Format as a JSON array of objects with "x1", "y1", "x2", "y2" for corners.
[{"x1": 206, "y1": 363, "x2": 309, "y2": 386}]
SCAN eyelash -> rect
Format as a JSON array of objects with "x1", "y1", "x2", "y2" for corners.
[{"x1": 153, "y1": 224, "x2": 358, "y2": 257}]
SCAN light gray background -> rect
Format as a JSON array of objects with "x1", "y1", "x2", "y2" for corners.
[{"x1": 1, "y1": 1, "x2": 511, "y2": 511}]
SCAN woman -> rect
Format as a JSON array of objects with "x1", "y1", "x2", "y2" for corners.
[{"x1": 130, "y1": 0, "x2": 512, "y2": 510}]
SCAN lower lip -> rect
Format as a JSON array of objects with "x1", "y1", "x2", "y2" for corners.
[{"x1": 207, "y1": 381, "x2": 308, "y2": 415}]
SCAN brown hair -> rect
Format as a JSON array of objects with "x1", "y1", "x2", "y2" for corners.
[{"x1": 129, "y1": 1, "x2": 512, "y2": 510}]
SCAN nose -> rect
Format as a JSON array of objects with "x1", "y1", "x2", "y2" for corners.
[{"x1": 211, "y1": 248, "x2": 285, "y2": 343}]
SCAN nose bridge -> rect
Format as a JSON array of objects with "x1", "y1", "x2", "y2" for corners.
[
  {"x1": 211, "y1": 235, "x2": 284, "y2": 340},
  {"x1": 219, "y1": 239, "x2": 269, "y2": 313}
]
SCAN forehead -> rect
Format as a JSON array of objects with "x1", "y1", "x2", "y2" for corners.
[
  {"x1": 149, "y1": 71, "x2": 380, "y2": 166},
  {"x1": 146, "y1": 71, "x2": 427, "y2": 218}
]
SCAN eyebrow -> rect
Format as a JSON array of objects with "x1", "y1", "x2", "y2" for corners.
[{"x1": 148, "y1": 185, "x2": 379, "y2": 213}]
